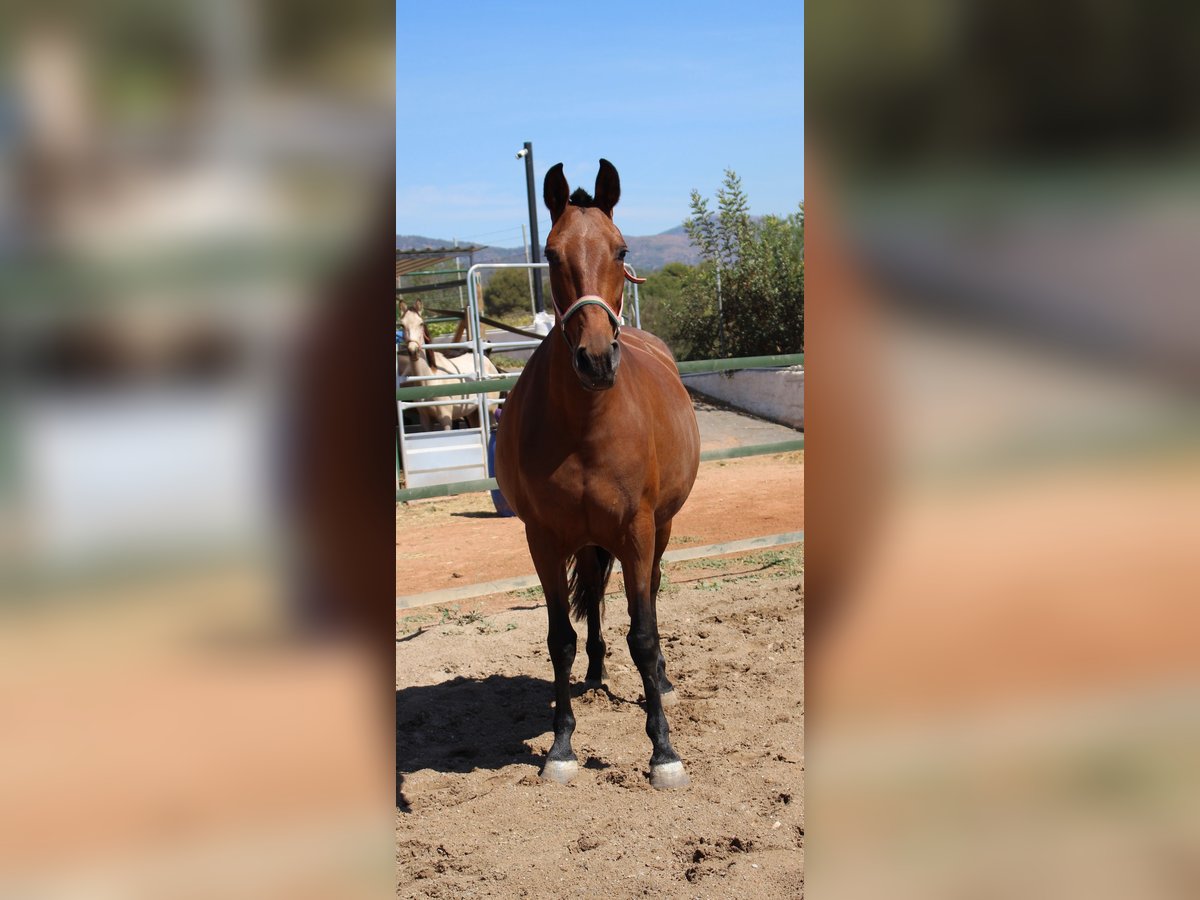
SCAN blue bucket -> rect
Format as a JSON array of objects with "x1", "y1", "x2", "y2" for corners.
[{"x1": 487, "y1": 411, "x2": 516, "y2": 517}]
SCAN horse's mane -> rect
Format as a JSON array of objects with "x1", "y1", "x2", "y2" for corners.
[{"x1": 569, "y1": 188, "x2": 595, "y2": 207}]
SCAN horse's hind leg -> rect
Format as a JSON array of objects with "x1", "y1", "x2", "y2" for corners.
[
  {"x1": 622, "y1": 518, "x2": 688, "y2": 790},
  {"x1": 574, "y1": 547, "x2": 613, "y2": 686},
  {"x1": 650, "y1": 523, "x2": 677, "y2": 705},
  {"x1": 527, "y1": 527, "x2": 579, "y2": 784},
  {"x1": 585, "y1": 601, "x2": 609, "y2": 686}
]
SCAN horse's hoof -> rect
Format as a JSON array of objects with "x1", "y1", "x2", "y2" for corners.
[
  {"x1": 660, "y1": 689, "x2": 679, "y2": 707},
  {"x1": 649, "y1": 761, "x2": 690, "y2": 790},
  {"x1": 540, "y1": 759, "x2": 579, "y2": 784}
]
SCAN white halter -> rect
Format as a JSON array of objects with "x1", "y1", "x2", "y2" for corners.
[{"x1": 557, "y1": 294, "x2": 624, "y2": 344}]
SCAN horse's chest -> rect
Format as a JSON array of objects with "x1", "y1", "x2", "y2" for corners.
[{"x1": 528, "y1": 455, "x2": 639, "y2": 531}]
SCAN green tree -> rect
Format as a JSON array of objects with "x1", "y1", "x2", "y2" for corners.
[
  {"x1": 482, "y1": 267, "x2": 537, "y2": 320},
  {"x1": 636, "y1": 262, "x2": 693, "y2": 338},
  {"x1": 663, "y1": 169, "x2": 803, "y2": 359}
]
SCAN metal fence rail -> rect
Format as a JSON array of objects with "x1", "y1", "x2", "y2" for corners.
[{"x1": 677, "y1": 353, "x2": 803, "y2": 374}]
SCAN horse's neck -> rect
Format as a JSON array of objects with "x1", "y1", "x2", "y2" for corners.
[
  {"x1": 543, "y1": 334, "x2": 613, "y2": 421},
  {"x1": 411, "y1": 352, "x2": 437, "y2": 377}
]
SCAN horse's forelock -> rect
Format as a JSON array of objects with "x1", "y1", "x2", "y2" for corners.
[{"x1": 568, "y1": 188, "x2": 594, "y2": 208}]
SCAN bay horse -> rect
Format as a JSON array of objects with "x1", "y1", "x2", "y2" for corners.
[
  {"x1": 494, "y1": 159, "x2": 700, "y2": 790},
  {"x1": 397, "y1": 300, "x2": 499, "y2": 430}
]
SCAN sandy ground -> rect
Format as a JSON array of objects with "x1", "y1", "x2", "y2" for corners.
[
  {"x1": 396, "y1": 545, "x2": 804, "y2": 899},
  {"x1": 396, "y1": 404, "x2": 803, "y2": 896},
  {"x1": 397, "y1": 402, "x2": 802, "y2": 597}
]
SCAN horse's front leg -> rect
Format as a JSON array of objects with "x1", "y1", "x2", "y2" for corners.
[
  {"x1": 649, "y1": 522, "x2": 677, "y2": 706},
  {"x1": 424, "y1": 401, "x2": 450, "y2": 430},
  {"x1": 622, "y1": 518, "x2": 688, "y2": 790},
  {"x1": 526, "y1": 526, "x2": 579, "y2": 784}
]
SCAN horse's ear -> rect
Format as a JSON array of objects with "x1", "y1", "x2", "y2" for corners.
[
  {"x1": 413, "y1": 298, "x2": 423, "y2": 314},
  {"x1": 544, "y1": 163, "x2": 569, "y2": 223},
  {"x1": 398, "y1": 301, "x2": 408, "y2": 315},
  {"x1": 594, "y1": 159, "x2": 620, "y2": 218}
]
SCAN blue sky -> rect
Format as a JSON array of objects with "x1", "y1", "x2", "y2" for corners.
[{"x1": 397, "y1": 1, "x2": 803, "y2": 247}]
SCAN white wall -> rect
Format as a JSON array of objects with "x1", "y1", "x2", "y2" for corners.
[{"x1": 682, "y1": 366, "x2": 804, "y2": 430}]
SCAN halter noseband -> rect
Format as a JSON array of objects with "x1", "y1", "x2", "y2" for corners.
[{"x1": 557, "y1": 294, "x2": 624, "y2": 346}]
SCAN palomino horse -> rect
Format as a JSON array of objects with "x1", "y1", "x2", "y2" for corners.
[
  {"x1": 398, "y1": 300, "x2": 500, "y2": 431},
  {"x1": 495, "y1": 159, "x2": 700, "y2": 790}
]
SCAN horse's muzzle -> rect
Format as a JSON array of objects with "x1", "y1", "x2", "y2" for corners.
[{"x1": 572, "y1": 340, "x2": 621, "y2": 390}]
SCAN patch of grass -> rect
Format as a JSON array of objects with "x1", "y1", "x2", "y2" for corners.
[
  {"x1": 397, "y1": 491, "x2": 495, "y2": 521},
  {"x1": 671, "y1": 535, "x2": 700, "y2": 544},
  {"x1": 491, "y1": 311, "x2": 536, "y2": 328},
  {"x1": 514, "y1": 586, "x2": 543, "y2": 601},
  {"x1": 667, "y1": 544, "x2": 804, "y2": 584},
  {"x1": 657, "y1": 568, "x2": 674, "y2": 596},
  {"x1": 397, "y1": 611, "x2": 439, "y2": 639},
  {"x1": 426, "y1": 320, "x2": 460, "y2": 338},
  {"x1": 505, "y1": 622, "x2": 518, "y2": 631},
  {"x1": 490, "y1": 355, "x2": 527, "y2": 372},
  {"x1": 739, "y1": 547, "x2": 804, "y2": 576},
  {"x1": 428, "y1": 605, "x2": 508, "y2": 634},
  {"x1": 682, "y1": 555, "x2": 735, "y2": 571}
]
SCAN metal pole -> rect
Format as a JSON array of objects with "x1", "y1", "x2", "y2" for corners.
[
  {"x1": 522, "y1": 223, "x2": 536, "y2": 316},
  {"x1": 522, "y1": 141, "x2": 545, "y2": 313},
  {"x1": 467, "y1": 265, "x2": 491, "y2": 446},
  {"x1": 455, "y1": 243, "x2": 464, "y2": 310},
  {"x1": 716, "y1": 266, "x2": 726, "y2": 357}
]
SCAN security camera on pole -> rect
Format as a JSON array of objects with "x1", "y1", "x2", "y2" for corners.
[{"x1": 516, "y1": 142, "x2": 554, "y2": 335}]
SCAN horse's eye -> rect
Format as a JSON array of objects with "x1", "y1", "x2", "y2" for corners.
[
  {"x1": 544, "y1": 248, "x2": 558, "y2": 263},
  {"x1": 617, "y1": 248, "x2": 628, "y2": 260}
]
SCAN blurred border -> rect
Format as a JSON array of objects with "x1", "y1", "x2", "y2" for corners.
[
  {"x1": 1, "y1": 3, "x2": 396, "y2": 897},
  {"x1": 807, "y1": 2, "x2": 1200, "y2": 897}
]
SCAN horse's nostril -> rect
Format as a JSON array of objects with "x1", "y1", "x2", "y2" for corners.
[{"x1": 575, "y1": 347, "x2": 590, "y2": 371}]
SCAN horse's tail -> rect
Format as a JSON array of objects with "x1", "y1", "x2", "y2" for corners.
[{"x1": 568, "y1": 546, "x2": 615, "y2": 623}]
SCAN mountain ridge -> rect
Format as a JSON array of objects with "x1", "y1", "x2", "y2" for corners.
[{"x1": 396, "y1": 224, "x2": 701, "y2": 271}]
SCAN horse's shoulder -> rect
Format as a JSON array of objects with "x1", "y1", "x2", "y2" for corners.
[
  {"x1": 624, "y1": 328, "x2": 672, "y2": 355},
  {"x1": 623, "y1": 327, "x2": 676, "y2": 360},
  {"x1": 621, "y1": 329, "x2": 681, "y2": 382}
]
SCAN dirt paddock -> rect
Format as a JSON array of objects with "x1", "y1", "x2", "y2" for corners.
[{"x1": 396, "y1": 451, "x2": 804, "y2": 898}]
